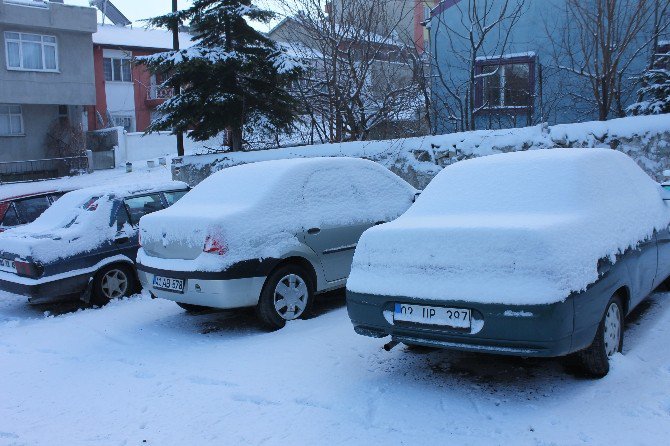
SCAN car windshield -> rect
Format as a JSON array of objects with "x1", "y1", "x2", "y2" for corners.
[{"x1": 14, "y1": 195, "x2": 51, "y2": 224}]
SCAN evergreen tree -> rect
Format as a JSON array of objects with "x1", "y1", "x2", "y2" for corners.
[
  {"x1": 139, "y1": 0, "x2": 304, "y2": 151},
  {"x1": 628, "y1": 54, "x2": 670, "y2": 116}
]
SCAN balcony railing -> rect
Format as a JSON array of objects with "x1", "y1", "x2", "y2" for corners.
[{"x1": 147, "y1": 86, "x2": 174, "y2": 101}]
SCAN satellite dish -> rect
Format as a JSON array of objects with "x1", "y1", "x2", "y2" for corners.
[{"x1": 89, "y1": 0, "x2": 131, "y2": 27}]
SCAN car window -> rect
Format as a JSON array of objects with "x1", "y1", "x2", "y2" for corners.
[
  {"x1": 49, "y1": 192, "x2": 65, "y2": 203},
  {"x1": 123, "y1": 194, "x2": 164, "y2": 226},
  {"x1": 14, "y1": 196, "x2": 51, "y2": 224},
  {"x1": 115, "y1": 204, "x2": 132, "y2": 232},
  {"x1": 302, "y1": 168, "x2": 370, "y2": 226},
  {"x1": 163, "y1": 190, "x2": 188, "y2": 206},
  {"x1": 1, "y1": 204, "x2": 19, "y2": 227}
]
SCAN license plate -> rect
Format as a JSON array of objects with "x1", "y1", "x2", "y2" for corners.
[
  {"x1": 394, "y1": 303, "x2": 471, "y2": 329},
  {"x1": 153, "y1": 275, "x2": 185, "y2": 293},
  {"x1": 0, "y1": 258, "x2": 16, "y2": 273}
]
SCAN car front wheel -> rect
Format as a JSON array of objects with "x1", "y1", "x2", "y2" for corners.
[
  {"x1": 578, "y1": 295, "x2": 624, "y2": 378},
  {"x1": 256, "y1": 265, "x2": 314, "y2": 330}
]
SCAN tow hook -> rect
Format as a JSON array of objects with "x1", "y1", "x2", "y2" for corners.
[{"x1": 383, "y1": 340, "x2": 399, "y2": 351}]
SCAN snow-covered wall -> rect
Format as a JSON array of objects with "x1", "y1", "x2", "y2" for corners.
[
  {"x1": 107, "y1": 128, "x2": 223, "y2": 167},
  {"x1": 172, "y1": 114, "x2": 670, "y2": 189}
]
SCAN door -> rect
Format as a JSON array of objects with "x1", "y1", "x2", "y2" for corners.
[
  {"x1": 625, "y1": 235, "x2": 658, "y2": 309},
  {"x1": 654, "y1": 226, "x2": 670, "y2": 288},
  {"x1": 300, "y1": 169, "x2": 373, "y2": 282}
]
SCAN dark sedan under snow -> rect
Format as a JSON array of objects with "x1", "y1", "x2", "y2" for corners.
[
  {"x1": 0, "y1": 182, "x2": 188, "y2": 305},
  {"x1": 346, "y1": 148, "x2": 670, "y2": 377}
]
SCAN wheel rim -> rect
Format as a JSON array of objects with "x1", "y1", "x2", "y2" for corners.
[
  {"x1": 101, "y1": 269, "x2": 129, "y2": 300},
  {"x1": 273, "y1": 274, "x2": 308, "y2": 320},
  {"x1": 603, "y1": 302, "x2": 622, "y2": 356}
]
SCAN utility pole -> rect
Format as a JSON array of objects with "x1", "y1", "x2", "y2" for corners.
[{"x1": 172, "y1": 0, "x2": 184, "y2": 156}]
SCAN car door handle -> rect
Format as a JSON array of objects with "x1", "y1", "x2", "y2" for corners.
[
  {"x1": 307, "y1": 228, "x2": 321, "y2": 235},
  {"x1": 115, "y1": 237, "x2": 130, "y2": 244}
]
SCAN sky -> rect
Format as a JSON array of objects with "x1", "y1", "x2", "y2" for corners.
[{"x1": 65, "y1": 0, "x2": 277, "y2": 31}]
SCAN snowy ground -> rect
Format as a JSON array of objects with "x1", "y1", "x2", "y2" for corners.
[{"x1": 1, "y1": 289, "x2": 669, "y2": 445}]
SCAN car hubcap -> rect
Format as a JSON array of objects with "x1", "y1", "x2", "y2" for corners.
[
  {"x1": 603, "y1": 302, "x2": 621, "y2": 356},
  {"x1": 273, "y1": 274, "x2": 308, "y2": 320},
  {"x1": 101, "y1": 269, "x2": 128, "y2": 300}
]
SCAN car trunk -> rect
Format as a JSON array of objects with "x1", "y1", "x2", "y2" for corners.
[
  {"x1": 140, "y1": 214, "x2": 207, "y2": 260},
  {"x1": 348, "y1": 213, "x2": 591, "y2": 306}
]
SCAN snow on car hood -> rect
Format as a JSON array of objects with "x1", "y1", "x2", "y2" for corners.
[
  {"x1": 347, "y1": 148, "x2": 670, "y2": 305},
  {"x1": 138, "y1": 157, "x2": 416, "y2": 272}
]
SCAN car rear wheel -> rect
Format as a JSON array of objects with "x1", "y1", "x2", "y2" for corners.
[
  {"x1": 578, "y1": 295, "x2": 624, "y2": 378},
  {"x1": 91, "y1": 264, "x2": 136, "y2": 306},
  {"x1": 257, "y1": 265, "x2": 314, "y2": 330}
]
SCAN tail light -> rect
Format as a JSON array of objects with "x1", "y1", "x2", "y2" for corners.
[
  {"x1": 15, "y1": 261, "x2": 44, "y2": 278},
  {"x1": 203, "y1": 235, "x2": 227, "y2": 255}
]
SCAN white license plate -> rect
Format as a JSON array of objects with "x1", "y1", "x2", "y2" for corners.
[
  {"x1": 394, "y1": 303, "x2": 471, "y2": 329},
  {"x1": 153, "y1": 275, "x2": 185, "y2": 293},
  {"x1": 0, "y1": 258, "x2": 16, "y2": 273}
]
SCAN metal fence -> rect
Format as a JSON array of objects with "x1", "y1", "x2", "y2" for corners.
[{"x1": 0, "y1": 156, "x2": 90, "y2": 184}]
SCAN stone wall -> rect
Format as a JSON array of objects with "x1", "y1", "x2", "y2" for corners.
[{"x1": 172, "y1": 115, "x2": 670, "y2": 189}]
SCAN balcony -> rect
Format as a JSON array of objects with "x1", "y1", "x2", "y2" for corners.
[{"x1": 145, "y1": 85, "x2": 174, "y2": 107}]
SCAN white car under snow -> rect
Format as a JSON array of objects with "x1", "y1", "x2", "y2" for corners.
[{"x1": 136, "y1": 157, "x2": 417, "y2": 329}]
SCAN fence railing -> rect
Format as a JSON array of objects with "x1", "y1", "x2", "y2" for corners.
[{"x1": 0, "y1": 156, "x2": 89, "y2": 184}]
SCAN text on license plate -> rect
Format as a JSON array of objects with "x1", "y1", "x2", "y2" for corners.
[
  {"x1": 394, "y1": 303, "x2": 471, "y2": 329},
  {"x1": 0, "y1": 258, "x2": 16, "y2": 273},
  {"x1": 153, "y1": 275, "x2": 185, "y2": 293}
]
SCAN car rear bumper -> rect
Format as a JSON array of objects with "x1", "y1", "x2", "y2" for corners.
[
  {"x1": 137, "y1": 265, "x2": 265, "y2": 309},
  {"x1": 346, "y1": 291, "x2": 577, "y2": 357},
  {"x1": 0, "y1": 271, "x2": 89, "y2": 303}
]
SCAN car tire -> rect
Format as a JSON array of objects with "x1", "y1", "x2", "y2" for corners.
[
  {"x1": 578, "y1": 294, "x2": 624, "y2": 378},
  {"x1": 91, "y1": 264, "x2": 136, "y2": 306},
  {"x1": 176, "y1": 302, "x2": 211, "y2": 313},
  {"x1": 256, "y1": 264, "x2": 314, "y2": 331}
]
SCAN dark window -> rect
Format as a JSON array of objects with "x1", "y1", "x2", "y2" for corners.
[
  {"x1": 123, "y1": 194, "x2": 164, "y2": 226},
  {"x1": 14, "y1": 196, "x2": 51, "y2": 224},
  {"x1": 1, "y1": 204, "x2": 19, "y2": 227},
  {"x1": 476, "y1": 54, "x2": 535, "y2": 111},
  {"x1": 103, "y1": 57, "x2": 132, "y2": 82},
  {"x1": 163, "y1": 190, "x2": 188, "y2": 206},
  {"x1": 115, "y1": 205, "x2": 131, "y2": 231}
]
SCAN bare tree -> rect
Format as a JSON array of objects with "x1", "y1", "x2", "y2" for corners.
[
  {"x1": 272, "y1": 0, "x2": 426, "y2": 142},
  {"x1": 548, "y1": 0, "x2": 668, "y2": 120},
  {"x1": 429, "y1": 0, "x2": 527, "y2": 132}
]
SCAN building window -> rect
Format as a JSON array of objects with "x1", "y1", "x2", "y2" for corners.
[
  {"x1": 475, "y1": 53, "x2": 535, "y2": 110},
  {"x1": 103, "y1": 57, "x2": 132, "y2": 82},
  {"x1": 111, "y1": 115, "x2": 135, "y2": 132},
  {"x1": 4, "y1": 31, "x2": 58, "y2": 72},
  {"x1": 0, "y1": 104, "x2": 24, "y2": 136}
]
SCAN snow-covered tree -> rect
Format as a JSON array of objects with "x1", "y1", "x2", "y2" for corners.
[
  {"x1": 139, "y1": 0, "x2": 304, "y2": 151},
  {"x1": 628, "y1": 54, "x2": 670, "y2": 115}
]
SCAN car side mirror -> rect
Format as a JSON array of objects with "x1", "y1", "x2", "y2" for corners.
[{"x1": 413, "y1": 191, "x2": 421, "y2": 203}]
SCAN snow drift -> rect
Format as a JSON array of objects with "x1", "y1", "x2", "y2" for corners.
[
  {"x1": 138, "y1": 157, "x2": 416, "y2": 272},
  {"x1": 347, "y1": 148, "x2": 670, "y2": 305}
]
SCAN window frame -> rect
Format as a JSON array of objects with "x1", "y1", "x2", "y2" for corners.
[
  {"x1": 0, "y1": 104, "x2": 24, "y2": 136},
  {"x1": 474, "y1": 54, "x2": 536, "y2": 114},
  {"x1": 103, "y1": 56, "x2": 133, "y2": 83},
  {"x1": 110, "y1": 114, "x2": 135, "y2": 132},
  {"x1": 4, "y1": 31, "x2": 59, "y2": 72}
]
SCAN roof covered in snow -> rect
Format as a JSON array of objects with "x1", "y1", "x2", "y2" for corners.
[{"x1": 93, "y1": 24, "x2": 193, "y2": 50}]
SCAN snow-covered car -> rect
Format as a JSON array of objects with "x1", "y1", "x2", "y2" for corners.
[
  {"x1": 136, "y1": 157, "x2": 417, "y2": 329},
  {"x1": 0, "y1": 189, "x2": 72, "y2": 233},
  {"x1": 346, "y1": 148, "x2": 670, "y2": 377},
  {"x1": 0, "y1": 182, "x2": 189, "y2": 305}
]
